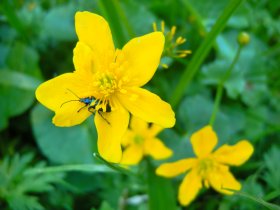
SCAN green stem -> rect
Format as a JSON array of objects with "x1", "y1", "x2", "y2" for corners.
[
  {"x1": 264, "y1": 190, "x2": 280, "y2": 202},
  {"x1": 209, "y1": 45, "x2": 243, "y2": 126},
  {"x1": 146, "y1": 159, "x2": 177, "y2": 210},
  {"x1": 93, "y1": 153, "x2": 137, "y2": 176},
  {"x1": 98, "y1": 0, "x2": 130, "y2": 47},
  {"x1": 170, "y1": 0, "x2": 245, "y2": 108},
  {"x1": 111, "y1": 0, "x2": 136, "y2": 38},
  {"x1": 24, "y1": 164, "x2": 115, "y2": 175}
]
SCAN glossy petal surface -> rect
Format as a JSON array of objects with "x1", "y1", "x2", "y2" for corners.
[
  {"x1": 95, "y1": 103, "x2": 129, "y2": 163},
  {"x1": 213, "y1": 140, "x2": 254, "y2": 166},
  {"x1": 118, "y1": 87, "x2": 175, "y2": 128},
  {"x1": 121, "y1": 32, "x2": 164, "y2": 87},
  {"x1": 144, "y1": 138, "x2": 172, "y2": 159},
  {"x1": 36, "y1": 73, "x2": 93, "y2": 126},
  {"x1": 190, "y1": 126, "x2": 218, "y2": 158},
  {"x1": 120, "y1": 145, "x2": 143, "y2": 165},
  {"x1": 75, "y1": 11, "x2": 115, "y2": 66},
  {"x1": 208, "y1": 165, "x2": 241, "y2": 194},
  {"x1": 156, "y1": 158, "x2": 197, "y2": 178},
  {"x1": 178, "y1": 169, "x2": 202, "y2": 206}
]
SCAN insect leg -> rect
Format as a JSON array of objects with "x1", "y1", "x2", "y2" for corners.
[
  {"x1": 77, "y1": 104, "x2": 88, "y2": 112},
  {"x1": 97, "y1": 110, "x2": 111, "y2": 125}
]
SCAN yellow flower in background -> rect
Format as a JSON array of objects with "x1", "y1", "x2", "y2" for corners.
[
  {"x1": 35, "y1": 11, "x2": 175, "y2": 163},
  {"x1": 120, "y1": 116, "x2": 173, "y2": 165},
  {"x1": 156, "y1": 125, "x2": 254, "y2": 206}
]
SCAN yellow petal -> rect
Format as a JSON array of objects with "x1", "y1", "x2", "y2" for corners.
[
  {"x1": 121, "y1": 32, "x2": 164, "y2": 87},
  {"x1": 208, "y1": 164, "x2": 241, "y2": 194},
  {"x1": 75, "y1": 11, "x2": 115, "y2": 65},
  {"x1": 130, "y1": 116, "x2": 148, "y2": 133},
  {"x1": 148, "y1": 124, "x2": 163, "y2": 137},
  {"x1": 144, "y1": 138, "x2": 173, "y2": 160},
  {"x1": 36, "y1": 73, "x2": 80, "y2": 111},
  {"x1": 117, "y1": 87, "x2": 175, "y2": 128},
  {"x1": 120, "y1": 145, "x2": 143, "y2": 165},
  {"x1": 213, "y1": 140, "x2": 254, "y2": 166},
  {"x1": 190, "y1": 125, "x2": 218, "y2": 158},
  {"x1": 121, "y1": 130, "x2": 135, "y2": 147},
  {"x1": 53, "y1": 104, "x2": 91, "y2": 127},
  {"x1": 73, "y1": 42, "x2": 99, "y2": 74},
  {"x1": 35, "y1": 73, "x2": 93, "y2": 126},
  {"x1": 156, "y1": 158, "x2": 197, "y2": 178},
  {"x1": 95, "y1": 103, "x2": 129, "y2": 163},
  {"x1": 178, "y1": 169, "x2": 202, "y2": 206}
]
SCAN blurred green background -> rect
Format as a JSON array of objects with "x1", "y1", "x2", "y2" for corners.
[{"x1": 0, "y1": 0, "x2": 279, "y2": 209}]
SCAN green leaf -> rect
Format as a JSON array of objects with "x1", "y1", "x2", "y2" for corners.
[
  {"x1": 263, "y1": 147, "x2": 280, "y2": 191},
  {"x1": 200, "y1": 59, "x2": 246, "y2": 99},
  {"x1": 39, "y1": 3, "x2": 76, "y2": 42},
  {"x1": 98, "y1": 201, "x2": 115, "y2": 210},
  {"x1": 6, "y1": 42, "x2": 41, "y2": 78},
  {"x1": 0, "y1": 0, "x2": 29, "y2": 41},
  {"x1": 0, "y1": 42, "x2": 42, "y2": 131},
  {"x1": 0, "y1": 153, "x2": 63, "y2": 210},
  {"x1": 0, "y1": 86, "x2": 34, "y2": 117},
  {"x1": 235, "y1": 191, "x2": 280, "y2": 210},
  {"x1": 0, "y1": 70, "x2": 42, "y2": 90},
  {"x1": 31, "y1": 104, "x2": 95, "y2": 164}
]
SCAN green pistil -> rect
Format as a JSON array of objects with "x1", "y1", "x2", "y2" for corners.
[
  {"x1": 198, "y1": 158, "x2": 214, "y2": 177},
  {"x1": 134, "y1": 135, "x2": 144, "y2": 145}
]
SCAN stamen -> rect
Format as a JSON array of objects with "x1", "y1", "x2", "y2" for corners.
[
  {"x1": 161, "y1": 21, "x2": 165, "y2": 34},
  {"x1": 90, "y1": 48, "x2": 131, "y2": 112},
  {"x1": 197, "y1": 158, "x2": 215, "y2": 178},
  {"x1": 152, "y1": 22, "x2": 157, "y2": 32},
  {"x1": 171, "y1": 26, "x2": 176, "y2": 36}
]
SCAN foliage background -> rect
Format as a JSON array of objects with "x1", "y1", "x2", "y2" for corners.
[{"x1": 0, "y1": 0, "x2": 279, "y2": 209}]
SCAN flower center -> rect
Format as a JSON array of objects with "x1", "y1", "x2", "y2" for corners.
[
  {"x1": 134, "y1": 135, "x2": 144, "y2": 145},
  {"x1": 92, "y1": 49, "x2": 129, "y2": 104},
  {"x1": 96, "y1": 73, "x2": 118, "y2": 98},
  {"x1": 197, "y1": 158, "x2": 214, "y2": 178}
]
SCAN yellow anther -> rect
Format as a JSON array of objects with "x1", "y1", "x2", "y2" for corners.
[
  {"x1": 161, "y1": 21, "x2": 165, "y2": 34},
  {"x1": 171, "y1": 26, "x2": 176, "y2": 36},
  {"x1": 161, "y1": 64, "x2": 169, "y2": 69},
  {"x1": 152, "y1": 22, "x2": 157, "y2": 32},
  {"x1": 176, "y1": 37, "x2": 186, "y2": 44}
]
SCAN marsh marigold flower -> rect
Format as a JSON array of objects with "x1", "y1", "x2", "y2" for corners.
[
  {"x1": 120, "y1": 116, "x2": 172, "y2": 165},
  {"x1": 35, "y1": 11, "x2": 175, "y2": 163},
  {"x1": 156, "y1": 125, "x2": 254, "y2": 206}
]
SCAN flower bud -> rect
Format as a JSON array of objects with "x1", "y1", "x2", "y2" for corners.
[{"x1": 238, "y1": 32, "x2": 250, "y2": 46}]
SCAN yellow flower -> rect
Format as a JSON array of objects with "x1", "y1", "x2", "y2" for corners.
[
  {"x1": 35, "y1": 11, "x2": 175, "y2": 163},
  {"x1": 156, "y1": 125, "x2": 254, "y2": 206},
  {"x1": 120, "y1": 116, "x2": 173, "y2": 165}
]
